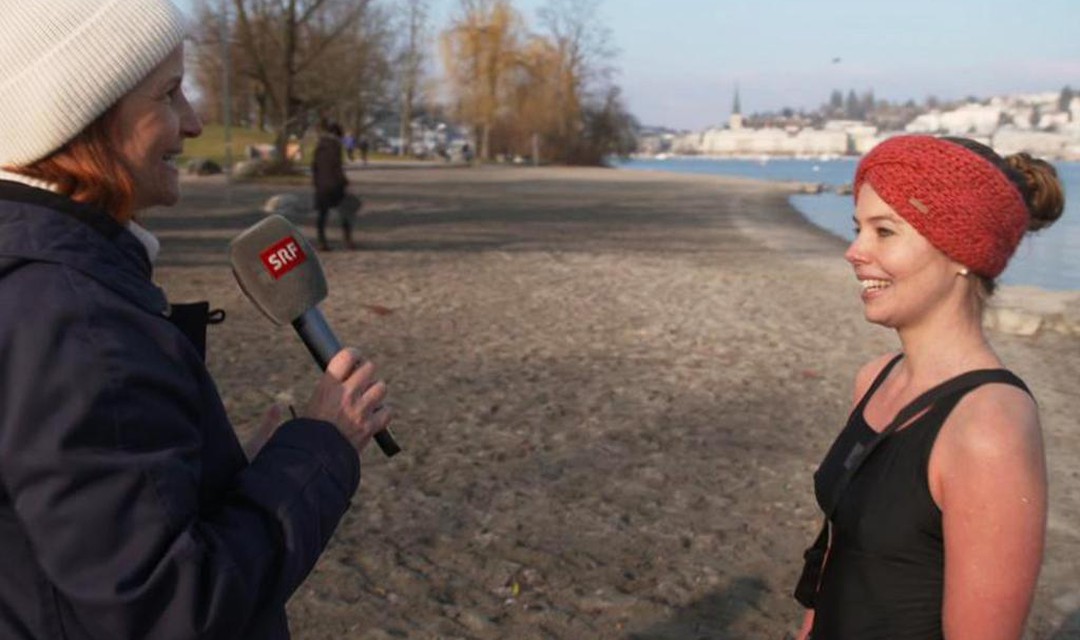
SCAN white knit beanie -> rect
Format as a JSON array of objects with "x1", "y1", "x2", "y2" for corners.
[{"x1": 0, "y1": 0, "x2": 188, "y2": 168}]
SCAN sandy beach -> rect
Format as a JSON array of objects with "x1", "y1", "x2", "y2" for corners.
[{"x1": 155, "y1": 165, "x2": 1080, "y2": 639}]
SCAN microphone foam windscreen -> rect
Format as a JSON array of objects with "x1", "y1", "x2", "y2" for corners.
[{"x1": 229, "y1": 215, "x2": 328, "y2": 325}]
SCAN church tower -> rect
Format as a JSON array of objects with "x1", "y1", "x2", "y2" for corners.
[{"x1": 729, "y1": 84, "x2": 744, "y2": 130}]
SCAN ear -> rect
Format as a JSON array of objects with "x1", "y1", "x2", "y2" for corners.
[{"x1": 947, "y1": 255, "x2": 970, "y2": 278}]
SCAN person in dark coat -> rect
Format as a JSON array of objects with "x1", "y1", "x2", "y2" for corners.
[
  {"x1": 0, "y1": 1, "x2": 392, "y2": 638},
  {"x1": 358, "y1": 136, "x2": 371, "y2": 166},
  {"x1": 311, "y1": 121, "x2": 354, "y2": 250}
]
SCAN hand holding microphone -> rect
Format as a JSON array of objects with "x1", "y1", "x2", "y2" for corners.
[
  {"x1": 229, "y1": 215, "x2": 400, "y2": 457},
  {"x1": 304, "y1": 348, "x2": 392, "y2": 452}
]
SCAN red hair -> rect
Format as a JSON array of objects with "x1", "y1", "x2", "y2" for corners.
[{"x1": 4, "y1": 107, "x2": 136, "y2": 223}]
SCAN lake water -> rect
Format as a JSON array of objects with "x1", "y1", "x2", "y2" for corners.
[{"x1": 616, "y1": 156, "x2": 1080, "y2": 292}]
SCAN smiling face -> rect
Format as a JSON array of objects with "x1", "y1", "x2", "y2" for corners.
[
  {"x1": 845, "y1": 184, "x2": 968, "y2": 329},
  {"x1": 108, "y1": 44, "x2": 202, "y2": 212}
]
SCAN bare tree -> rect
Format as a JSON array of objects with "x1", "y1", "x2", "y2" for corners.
[
  {"x1": 503, "y1": 36, "x2": 559, "y2": 156},
  {"x1": 533, "y1": 0, "x2": 633, "y2": 164},
  {"x1": 190, "y1": 0, "x2": 261, "y2": 129},
  {"x1": 304, "y1": 1, "x2": 395, "y2": 140},
  {"x1": 535, "y1": 0, "x2": 615, "y2": 140},
  {"x1": 395, "y1": 0, "x2": 429, "y2": 156},
  {"x1": 230, "y1": 0, "x2": 371, "y2": 165},
  {"x1": 440, "y1": 0, "x2": 522, "y2": 161},
  {"x1": 437, "y1": 0, "x2": 632, "y2": 166}
]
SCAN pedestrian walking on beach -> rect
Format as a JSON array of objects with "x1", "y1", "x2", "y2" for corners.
[
  {"x1": 343, "y1": 130, "x2": 357, "y2": 161},
  {"x1": 794, "y1": 135, "x2": 1064, "y2": 639},
  {"x1": 0, "y1": 1, "x2": 391, "y2": 637},
  {"x1": 359, "y1": 136, "x2": 371, "y2": 166},
  {"x1": 286, "y1": 134, "x2": 303, "y2": 163},
  {"x1": 312, "y1": 120, "x2": 355, "y2": 250}
]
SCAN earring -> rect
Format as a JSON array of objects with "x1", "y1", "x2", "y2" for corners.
[{"x1": 958, "y1": 267, "x2": 970, "y2": 276}]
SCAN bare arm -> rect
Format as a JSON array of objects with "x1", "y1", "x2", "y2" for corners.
[
  {"x1": 932, "y1": 384, "x2": 1047, "y2": 639},
  {"x1": 795, "y1": 609, "x2": 815, "y2": 640}
]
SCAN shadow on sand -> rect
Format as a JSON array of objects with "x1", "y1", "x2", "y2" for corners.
[
  {"x1": 624, "y1": 576, "x2": 774, "y2": 640},
  {"x1": 1045, "y1": 607, "x2": 1080, "y2": 639},
  {"x1": 154, "y1": 174, "x2": 808, "y2": 269}
]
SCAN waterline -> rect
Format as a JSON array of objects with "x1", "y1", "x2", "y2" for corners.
[{"x1": 617, "y1": 157, "x2": 1080, "y2": 292}]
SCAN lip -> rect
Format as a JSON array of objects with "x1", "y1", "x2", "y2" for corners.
[
  {"x1": 857, "y1": 276, "x2": 891, "y2": 302},
  {"x1": 861, "y1": 287, "x2": 885, "y2": 303},
  {"x1": 162, "y1": 153, "x2": 181, "y2": 171}
]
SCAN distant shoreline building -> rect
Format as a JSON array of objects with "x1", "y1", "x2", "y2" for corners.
[
  {"x1": 641, "y1": 89, "x2": 1080, "y2": 161},
  {"x1": 729, "y1": 84, "x2": 743, "y2": 131}
]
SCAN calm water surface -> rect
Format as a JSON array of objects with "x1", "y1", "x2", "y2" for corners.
[{"x1": 618, "y1": 156, "x2": 1080, "y2": 291}]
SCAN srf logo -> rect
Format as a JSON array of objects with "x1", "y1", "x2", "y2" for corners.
[{"x1": 260, "y1": 236, "x2": 307, "y2": 279}]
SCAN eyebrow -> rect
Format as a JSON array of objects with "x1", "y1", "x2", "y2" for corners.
[
  {"x1": 159, "y1": 75, "x2": 183, "y2": 90},
  {"x1": 852, "y1": 214, "x2": 900, "y2": 225}
]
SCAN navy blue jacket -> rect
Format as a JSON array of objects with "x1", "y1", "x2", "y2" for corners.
[{"x1": 0, "y1": 181, "x2": 361, "y2": 639}]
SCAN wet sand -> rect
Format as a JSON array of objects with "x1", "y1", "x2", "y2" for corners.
[{"x1": 155, "y1": 165, "x2": 1080, "y2": 639}]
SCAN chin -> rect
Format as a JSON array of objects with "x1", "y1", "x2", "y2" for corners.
[
  {"x1": 862, "y1": 307, "x2": 899, "y2": 329},
  {"x1": 135, "y1": 189, "x2": 180, "y2": 211}
]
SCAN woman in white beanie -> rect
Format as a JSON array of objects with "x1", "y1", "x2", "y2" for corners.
[{"x1": 0, "y1": 1, "x2": 392, "y2": 638}]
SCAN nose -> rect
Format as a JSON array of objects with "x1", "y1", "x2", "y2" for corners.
[
  {"x1": 180, "y1": 95, "x2": 203, "y2": 139},
  {"x1": 844, "y1": 234, "x2": 867, "y2": 266}
]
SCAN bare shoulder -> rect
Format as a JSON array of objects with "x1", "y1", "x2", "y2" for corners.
[
  {"x1": 933, "y1": 379, "x2": 1046, "y2": 638},
  {"x1": 851, "y1": 352, "x2": 902, "y2": 405},
  {"x1": 939, "y1": 381, "x2": 1042, "y2": 464}
]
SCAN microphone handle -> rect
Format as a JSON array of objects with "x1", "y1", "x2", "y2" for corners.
[{"x1": 292, "y1": 308, "x2": 401, "y2": 457}]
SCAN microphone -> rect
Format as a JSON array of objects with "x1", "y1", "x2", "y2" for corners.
[{"x1": 228, "y1": 214, "x2": 400, "y2": 457}]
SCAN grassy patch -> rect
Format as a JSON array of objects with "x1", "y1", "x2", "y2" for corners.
[
  {"x1": 238, "y1": 173, "x2": 310, "y2": 186},
  {"x1": 180, "y1": 124, "x2": 426, "y2": 173},
  {"x1": 179, "y1": 124, "x2": 279, "y2": 167}
]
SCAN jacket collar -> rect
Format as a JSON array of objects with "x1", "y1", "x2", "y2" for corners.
[{"x1": 0, "y1": 180, "x2": 167, "y2": 315}]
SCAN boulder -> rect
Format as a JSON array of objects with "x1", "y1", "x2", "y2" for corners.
[
  {"x1": 232, "y1": 159, "x2": 268, "y2": 179},
  {"x1": 988, "y1": 286, "x2": 1080, "y2": 337},
  {"x1": 262, "y1": 193, "x2": 306, "y2": 221},
  {"x1": 185, "y1": 158, "x2": 222, "y2": 176},
  {"x1": 984, "y1": 307, "x2": 1042, "y2": 336}
]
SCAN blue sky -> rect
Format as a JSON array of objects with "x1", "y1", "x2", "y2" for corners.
[{"x1": 179, "y1": 0, "x2": 1080, "y2": 131}]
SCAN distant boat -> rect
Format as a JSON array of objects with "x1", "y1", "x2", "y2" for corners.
[{"x1": 655, "y1": 153, "x2": 671, "y2": 160}]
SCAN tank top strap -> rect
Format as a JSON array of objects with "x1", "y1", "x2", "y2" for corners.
[
  {"x1": 972, "y1": 369, "x2": 1031, "y2": 397},
  {"x1": 902, "y1": 369, "x2": 1033, "y2": 476},
  {"x1": 920, "y1": 369, "x2": 1032, "y2": 415},
  {"x1": 849, "y1": 353, "x2": 905, "y2": 419},
  {"x1": 888, "y1": 368, "x2": 1034, "y2": 447}
]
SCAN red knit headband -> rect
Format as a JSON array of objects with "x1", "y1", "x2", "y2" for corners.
[{"x1": 853, "y1": 135, "x2": 1030, "y2": 278}]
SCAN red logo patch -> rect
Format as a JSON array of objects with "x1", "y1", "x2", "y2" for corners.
[{"x1": 259, "y1": 236, "x2": 307, "y2": 280}]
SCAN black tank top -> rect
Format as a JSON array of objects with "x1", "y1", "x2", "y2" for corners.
[{"x1": 811, "y1": 355, "x2": 1029, "y2": 639}]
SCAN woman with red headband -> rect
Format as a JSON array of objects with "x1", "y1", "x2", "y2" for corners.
[{"x1": 795, "y1": 135, "x2": 1064, "y2": 639}]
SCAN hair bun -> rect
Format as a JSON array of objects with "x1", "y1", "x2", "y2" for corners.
[{"x1": 1005, "y1": 152, "x2": 1065, "y2": 232}]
